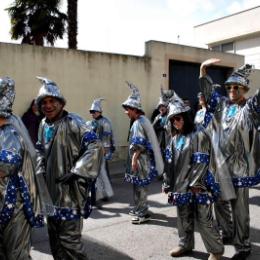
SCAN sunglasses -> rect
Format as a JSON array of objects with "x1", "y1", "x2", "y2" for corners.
[
  {"x1": 226, "y1": 85, "x2": 241, "y2": 91},
  {"x1": 172, "y1": 116, "x2": 182, "y2": 122}
]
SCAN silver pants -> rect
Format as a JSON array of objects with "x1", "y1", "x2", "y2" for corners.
[
  {"x1": 47, "y1": 217, "x2": 88, "y2": 260},
  {"x1": 0, "y1": 199, "x2": 31, "y2": 260},
  {"x1": 133, "y1": 184, "x2": 148, "y2": 217},
  {"x1": 214, "y1": 199, "x2": 233, "y2": 239},
  {"x1": 215, "y1": 188, "x2": 251, "y2": 252},
  {"x1": 177, "y1": 203, "x2": 224, "y2": 254}
]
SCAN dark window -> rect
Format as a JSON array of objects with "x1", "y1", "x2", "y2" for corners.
[
  {"x1": 222, "y1": 42, "x2": 234, "y2": 52},
  {"x1": 169, "y1": 60, "x2": 232, "y2": 109}
]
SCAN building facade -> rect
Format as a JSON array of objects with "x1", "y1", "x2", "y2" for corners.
[{"x1": 194, "y1": 6, "x2": 260, "y2": 69}]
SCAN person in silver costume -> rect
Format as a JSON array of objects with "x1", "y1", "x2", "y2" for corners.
[
  {"x1": 153, "y1": 88, "x2": 174, "y2": 162},
  {"x1": 0, "y1": 77, "x2": 53, "y2": 259},
  {"x1": 162, "y1": 91, "x2": 223, "y2": 260},
  {"x1": 122, "y1": 82, "x2": 164, "y2": 224},
  {"x1": 199, "y1": 58, "x2": 260, "y2": 260},
  {"x1": 89, "y1": 98, "x2": 115, "y2": 204},
  {"x1": 35, "y1": 77, "x2": 102, "y2": 260}
]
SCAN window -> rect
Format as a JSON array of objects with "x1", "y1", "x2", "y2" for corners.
[{"x1": 210, "y1": 42, "x2": 234, "y2": 52}]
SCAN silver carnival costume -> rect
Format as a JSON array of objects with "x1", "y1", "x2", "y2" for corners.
[
  {"x1": 163, "y1": 92, "x2": 223, "y2": 259},
  {"x1": 199, "y1": 61, "x2": 260, "y2": 259},
  {"x1": 35, "y1": 77, "x2": 102, "y2": 259},
  {"x1": 89, "y1": 98, "x2": 114, "y2": 201},
  {"x1": 153, "y1": 89, "x2": 174, "y2": 160},
  {"x1": 0, "y1": 77, "x2": 53, "y2": 260},
  {"x1": 122, "y1": 82, "x2": 164, "y2": 224}
]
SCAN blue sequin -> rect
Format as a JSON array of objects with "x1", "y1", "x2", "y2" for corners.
[
  {"x1": 0, "y1": 175, "x2": 44, "y2": 229},
  {"x1": 192, "y1": 153, "x2": 210, "y2": 164},
  {"x1": 43, "y1": 124, "x2": 55, "y2": 143},
  {"x1": 176, "y1": 136, "x2": 186, "y2": 151},
  {"x1": 226, "y1": 105, "x2": 238, "y2": 118},
  {"x1": 0, "y1": 150, "x2": 22, "y2": 165},
  {"x1": 233, "y1": 170, "x2": 260, "y2": 188}
]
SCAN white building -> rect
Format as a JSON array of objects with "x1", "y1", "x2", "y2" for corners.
[{"x1": 194, "y1": 6, "x2": 260, "y2": 69}]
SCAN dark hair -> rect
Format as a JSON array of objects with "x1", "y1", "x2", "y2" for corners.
[
  {"x1": 172, "y1": 111, "x2": 195, "y2": 136},
  {"x1": 123, "y1": 105, "x2": 145, "y2": 115}
]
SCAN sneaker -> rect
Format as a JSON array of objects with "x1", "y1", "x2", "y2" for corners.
[
  {"x1": 131, "y1": 214, "x2": 151, "y2": 224},
  {"x1": 231, "y1": 251, "x2": 251, "y2": 260},
  {"x1": 169, "y1": 246, "x2": 192, "y2": 257},
  {"x1": 129, "y1": 209, "x2": 137, "y2": 216},
  {"x1": 208, "y1": 253, "x2": 223, "y2": 260}
]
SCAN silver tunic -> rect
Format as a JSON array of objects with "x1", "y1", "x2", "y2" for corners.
[
  {"x1": 125, "y1": 115, "x2": 164, "y2": 186},
  {"x1": 91, "y1": 116, "x2": 115, "y2": 200},
  {"x1": 36, "y1": 112, "x2": 103, "y2": 220},
  {"x1": 200, "y1": 76, "x2": 260, "y2": 200},
  {"x1": 164, "y1": 130, "x2": 219, "y2": 206},
  {"x1": 0, "y1": 115, "x2": 51, "y2": 259}
]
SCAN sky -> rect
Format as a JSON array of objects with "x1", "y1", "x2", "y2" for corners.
[{"x1": 1, "y1": 0, "x2": 260, "y2": 56}]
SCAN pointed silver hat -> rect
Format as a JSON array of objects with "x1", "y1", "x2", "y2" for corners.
[
  {"x1": 157, "y1": 87, "x2": 174, "y2": 108},
  {"x1": 122, "y1": 81, "x2": 143, "y2": 112},
  {"x1": 167, "y1": 91, "x2": 190, "y2": 120},
  {"x1": 89, "y1": 98, "x2": 105, "y2": 113},
  {"x1": 0, "y1": 77, "x2": 15, "y2": 118},
  {"x1": 36, "y1": 76, "x2": 66, "y2": 107},
  {"x1": 225, "y1": 64, "x2": 253, "y2": 90}
]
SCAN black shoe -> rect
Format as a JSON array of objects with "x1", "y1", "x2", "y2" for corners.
[{"x1": 231, "y1": 251, "x2": 251, "y2": 260}]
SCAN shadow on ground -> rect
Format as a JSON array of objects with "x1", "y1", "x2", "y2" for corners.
[{"x1": 32, "y1": 228, "x2": 133, "y2": 260}]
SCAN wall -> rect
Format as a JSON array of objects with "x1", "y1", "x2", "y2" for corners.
[{"x1": 0, "y1": 41, "x2": 245, "y2": 159}]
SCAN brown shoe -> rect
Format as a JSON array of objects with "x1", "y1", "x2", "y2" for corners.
[
  {"x1": 169, "y1": 246, "x2": 192, "y2": 257},
  {"x1": 208, "y1": 253, "x2": 223, "y2": 260}
]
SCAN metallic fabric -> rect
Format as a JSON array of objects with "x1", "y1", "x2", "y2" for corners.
[
  {"x1": 0, "y1": 77, "x2": 15, "y2": 118},
  {"x1": 156, "y1": 88, "x2": 174, "y2": 108},
  {"x1": 36, "y1": 77, "x2": 66, "y2": 107},
  {"x1": 133, "y1": 184, "x2": 148, "y2": 217},
  {"x1": 0, "y1": 115, "x2": 53, "y2": 258},
  {"x1": 125, "y1": 115, "x2": 164, "y2": 186},
  {"x1": 36, "y1": 112, "x2": 103, "y2": 220},
  {"x1": 47, "y1": 217, "x2": 88, "y2": 260},
  {"x1": 200, "y1": 75, "x2": 260, "y2": 199},
  {"x1": 89, "y1": 98, "x2": 105, "y2": 112},
  {"x1": 36, "y1": 112, "x2": 102, "y2": 259},
  {"x1": 177, "y1": 203, "x2": 223, "y2": 254},
  {"x1": 167, "y1": 91, "x2": 190, "y2": 120},
  {"x1": 164, "y1": 130, "x2": 220, "y2": 206},
  {"x1": 200, "y1": 73, "x2": 260, "y2": 252},
  {"x1": 122, "y1": 81, "x2": 143, "y2": 112},
  {"x1": 90, "y1": 116, "x2": 115, "y2": 200},
  {"x1": 153, "y1": 114, "x2": 170, "y2": 159},
  {"x1": 224, "y1": 64, "x2": 253, "y2": 89}
]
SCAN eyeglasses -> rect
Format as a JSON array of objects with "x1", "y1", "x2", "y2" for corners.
[
  {"x1": 226, "y1": 85, "x2": 241, "y2": 91},
  {"x1": 172, "y1": 116, "x2": 182, "y2": 122}
]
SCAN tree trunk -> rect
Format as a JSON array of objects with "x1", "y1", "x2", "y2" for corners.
[{"x1": 68, "y1": 0, "x2": 78, "y2": 49}]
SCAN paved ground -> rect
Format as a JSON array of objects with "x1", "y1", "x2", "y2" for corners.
[{"x1": 31, "y1": 162, "x2": 260, "y2": 260}]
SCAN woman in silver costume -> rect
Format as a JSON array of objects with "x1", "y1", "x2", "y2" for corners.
[
  {"x1": 35, "y1": 77, "x2": 102, "y2": 260},
  {"x1": 0, "y1": 77, "x2": 52, "y2": 259},
  {"x1": 162, "y1": 91, "x2": 223, "y2": 260},
  {"x1": 199, "y1": 59, "x2": 260, "y2": 260},
  {"x1": 122, "y1": 82, "x2": 164, "y2": 224},
  {"x1": 89, "y1": 98, "x2": 115, "y2": 204}
]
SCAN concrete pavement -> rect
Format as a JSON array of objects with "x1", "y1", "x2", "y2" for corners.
[{"x1": 31, "y1": 162, "x2": 260, "y2": 259}]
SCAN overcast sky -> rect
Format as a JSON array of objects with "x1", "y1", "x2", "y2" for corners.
[{"x1": 1, "y1": 0, "x2": 260, "y2": 55}]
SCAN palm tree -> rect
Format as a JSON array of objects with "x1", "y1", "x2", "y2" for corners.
[
  {"x1": 67, "y1": 0, "x2": 78, "y2": 49},
  {"x1": 7, "y1": 0, "x2": 67, "y2": 46}
]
